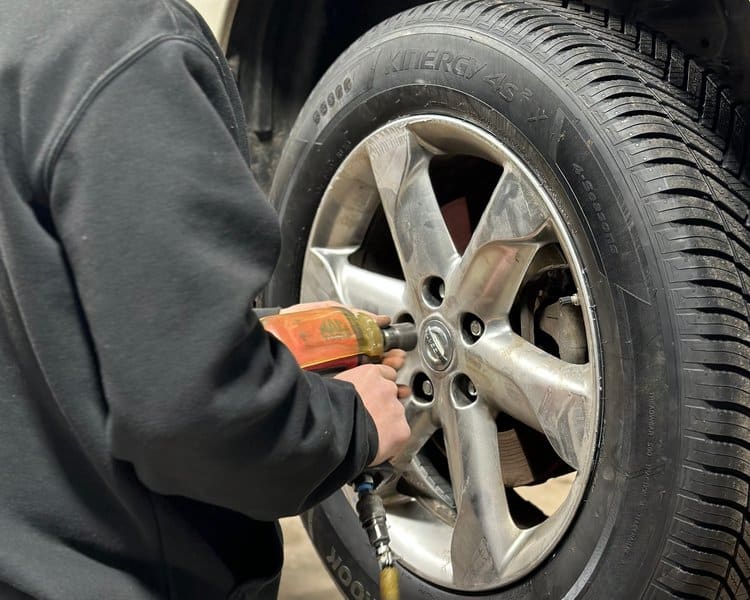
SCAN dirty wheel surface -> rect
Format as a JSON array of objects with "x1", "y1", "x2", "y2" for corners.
[
  {"x1": 302, "y1": 114, "x2": 599, "y2": 591},
  {"x1": 267, "y1": 1, "x2": 750, "y2": 598}
]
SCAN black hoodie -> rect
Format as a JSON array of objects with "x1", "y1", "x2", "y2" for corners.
[{"x1": 0, "y1": 1, "x2": 376, "y2": 598}]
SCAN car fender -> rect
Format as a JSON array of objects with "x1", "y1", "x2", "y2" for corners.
[{"x1": 187, "y1": 0, "x2": 239, "y2": 51}]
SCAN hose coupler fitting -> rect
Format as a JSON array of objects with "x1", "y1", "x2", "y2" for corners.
[{"x1": 354, "y1": 475, "x2": 394, "y2": 570}]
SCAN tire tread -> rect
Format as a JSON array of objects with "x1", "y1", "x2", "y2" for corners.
[
  {"x1": 308, "y1": 1, "x2": 750, "y2": 597},
  {"x1": 441, "y1": 1, "x2": 750, "y2": 597}
]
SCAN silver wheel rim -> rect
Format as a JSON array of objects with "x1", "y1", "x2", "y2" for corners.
[{"x1": 301, "y1": 115, "x2": 601, "y2": 591}]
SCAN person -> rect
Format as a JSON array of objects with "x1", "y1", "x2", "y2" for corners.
[{"x1": 0, "y1": 0, "x2": 411, "y2": 598}]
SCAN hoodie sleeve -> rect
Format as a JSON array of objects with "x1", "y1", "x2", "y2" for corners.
[{"x1": 47, "y1": 37, "x2": 377, "y2": 520}]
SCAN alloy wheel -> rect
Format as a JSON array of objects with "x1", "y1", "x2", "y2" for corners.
[{"x1": 301, "y1": 115, "x2": 601, "y2": 591}]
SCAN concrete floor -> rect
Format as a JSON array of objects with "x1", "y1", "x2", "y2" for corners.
[
  {"x1": 277, "y1": 474, "x2": 574, "y2": 599},
  {"x1": 278, "y1": 517, "x2": 341, "y2": 599}
]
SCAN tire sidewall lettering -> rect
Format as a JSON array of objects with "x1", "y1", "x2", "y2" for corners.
[{"x1": 324, "y1": 544, "x2": 375, "y2": 600}]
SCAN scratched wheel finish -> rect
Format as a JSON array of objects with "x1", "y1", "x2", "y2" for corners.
[{"x1": 300, "y1": 115, "x2": 600, "y2": 591}]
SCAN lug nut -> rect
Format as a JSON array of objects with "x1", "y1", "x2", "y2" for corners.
[
  {"x1": 414, "y1": 373, "x2": 435, "y2": 404},
  {"x1": 469, "y1": 319, "x2": 483, "y2": 338},
  {"x1": 461, "y1": 313, "x2": 485, "y2": 344},
  {"x1": 438, "y1": 282, "x2": 446, "y2": 300},
  {"x1": 466, "y1": 381, "x2": 478, "y2": 397}
]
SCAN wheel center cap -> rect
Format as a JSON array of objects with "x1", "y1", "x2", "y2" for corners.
[{"x1": 421, "y1": 319, "x2": 454, "y2": 371}]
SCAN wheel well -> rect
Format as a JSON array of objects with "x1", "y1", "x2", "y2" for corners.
[
  {"x1": 227, "y1": 0, "x2": 425, "y2": 191},
  {"x1": 228, "y1": 0, "x2": 750, "y2": 191}
]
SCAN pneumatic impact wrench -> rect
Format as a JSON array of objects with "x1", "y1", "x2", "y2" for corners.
[{"x1": 261, "y1": 305, "x2": 418, "y2": 600}]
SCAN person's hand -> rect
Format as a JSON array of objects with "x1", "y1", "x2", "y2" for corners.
[
  {"x1": 382, "y1": 348, "x2": 409, "y2": 384},
  {"x1": 334, "y1": 363, "x2": 411, "y2": 466}
]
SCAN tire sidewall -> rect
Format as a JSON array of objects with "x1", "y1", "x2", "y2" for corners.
[{"x1": 268, "y1": 26, "x2": 680, "y2": 599}]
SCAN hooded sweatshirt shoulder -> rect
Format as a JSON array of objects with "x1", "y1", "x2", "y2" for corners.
[{"x1": 2, "y1": 0, "x2": 232, "y2": 193}]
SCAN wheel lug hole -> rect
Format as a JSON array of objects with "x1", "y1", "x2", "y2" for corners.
[
  {"x1": 413, "y1": 373, "x2": 435, "y2": 403},
  {"x1": 422, "y1": 276, "x2": 446, "y2": 308},
  {"x1": 452, "y1": 374, "x2": 478, "y2": 407},
  {"x1": 461, "y1": 313, "x2": 485, "y2": 344}
]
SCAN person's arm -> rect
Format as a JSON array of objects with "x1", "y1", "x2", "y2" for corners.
[{"x1": 47, "y1": 37, "x2": 379, "y2": 520}]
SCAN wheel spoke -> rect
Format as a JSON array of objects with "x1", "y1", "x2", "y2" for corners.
[
  {"x1": 440, "y1": 401, "x2": 519, "y2": 587},
  {"x1": 380, "y1": 368, "x2": 445, "y2": 506},
  {"x1": 465, "y1": 165, "x2": 552, "y2": 255},
  {"x1": 465, "y1": 329, "x2": 595, "y2": 470},
  {"x1": 384, "y1": 352, "x2": 438, "y2": 475},
  {"x1": 391, "y1": 395, "x2": 440, "y2": 470},
  {"x1": 388, "y1": 400, "x2": 444, "y2": 499},
  {"x1": 451, "y1": 240, "x2": 545, "y2": 320},
  {"x1": 304, "y1": 246, "x2": 406, "y2": 317},
  {"x1": 449, "y1": 166, "x2": 553, "y2": 319},
  {"x1": 366, "y1": 126, "x2": 460, "y2": 289}
]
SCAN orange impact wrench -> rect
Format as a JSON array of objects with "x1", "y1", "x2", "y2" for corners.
[
  {"x1": 261, "y1": 306, "x2": 417, "y2": 372},
  {"x1": 261, "y1": 306, "x2": 417, "y2": 600}
]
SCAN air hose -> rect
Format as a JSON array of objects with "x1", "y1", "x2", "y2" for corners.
[{"x1": 354, "y1": 474, "x2": 399, "y2": 600}]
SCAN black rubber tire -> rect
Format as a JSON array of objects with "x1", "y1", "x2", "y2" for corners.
[{"x1": 266, "y1": 1, "x2": 750, "y2": 598}]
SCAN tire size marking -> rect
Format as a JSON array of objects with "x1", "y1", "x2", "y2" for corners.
[
  {"x1": 325, "y1": 545, "x2": 375, "y2": 600},
  {"x1": 385, "y1": 49, "x2": 487, "y2": 80},
  {"x1": 571, "y1": 163, "x2": 619, "y2": 255}
]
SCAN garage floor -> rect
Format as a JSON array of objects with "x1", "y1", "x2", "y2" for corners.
[
  {"x1": 277, "y1": 474, "x2": 574, "y2": 599},
  {"x1": 278, "y1": 517, "x2": 341, "y2": 599}
]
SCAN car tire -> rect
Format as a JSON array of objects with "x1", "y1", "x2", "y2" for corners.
[{"x1": 266, "y1": 1, "x2": 750, "y2": 598}]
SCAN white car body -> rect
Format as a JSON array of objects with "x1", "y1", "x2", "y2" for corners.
[{"x1": 187, "y1": 0, "x2": 237, "y2": 50}]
